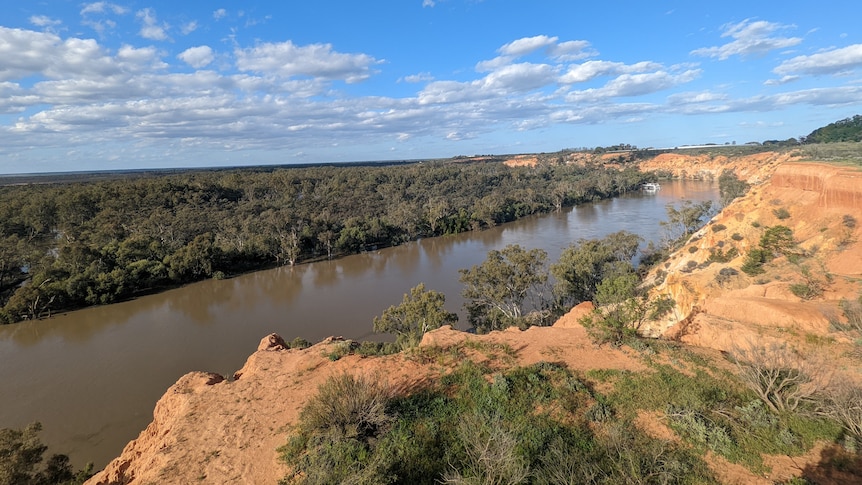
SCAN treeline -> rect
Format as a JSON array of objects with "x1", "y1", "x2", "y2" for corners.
[
  {"x1": 0, "y1": 159, "x2": 652, "y2": 323},
  {"x1": 803, "y1": 114, "x2": 862, "y2": 144}
]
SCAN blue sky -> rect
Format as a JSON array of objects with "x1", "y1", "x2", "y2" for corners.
[{"x1": 1, "y1": 1, "x2": 861, "y2": 174}]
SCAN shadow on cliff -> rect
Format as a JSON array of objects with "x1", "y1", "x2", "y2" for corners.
[{"x1": 799, "y1": 443, "x2": 862, "y2": 485}]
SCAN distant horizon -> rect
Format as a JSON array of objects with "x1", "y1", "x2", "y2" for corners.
[
  {"x1": 0, "y1": 140, "x2": 800, "y2": 178},
  {"x1": 1, "y1": 1, "x2": 861, "y2": 174}
]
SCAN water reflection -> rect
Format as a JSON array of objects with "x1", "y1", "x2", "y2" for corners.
[{"x1": 0, "y1": 179, "x2": 717, "y2": 470}]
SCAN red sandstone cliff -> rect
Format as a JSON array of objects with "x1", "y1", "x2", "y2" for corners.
[{"x1": 643, "y1": 161, "x2": 862, "y2": 358}]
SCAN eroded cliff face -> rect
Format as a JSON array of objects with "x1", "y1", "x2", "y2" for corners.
[
  {"x1": 638, "y1": 151, "x2": 797, "y2": 183},
  {"x1": 643, "y1": 161, "x2": 862, "y2": 354}
]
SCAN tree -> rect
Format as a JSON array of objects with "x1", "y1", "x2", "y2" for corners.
[
  {"x1": 0, "y1": 422, "x2": 92, "y2": 485},
  {"x1": 660, "y1": 200, "x2": 713, "y2": 248},
  {"x1": 718, "y1": 170, "x2": 750, "y2": 207},
  {"x1": 550, "y1": 231, "x2": 642, "y2": 307},
  {"x1": 759, "y1": 225, "x2": 796, "y2": 257},
  {"x1": 459, "y1": 244, "x2": 551, "y2": 333},
  {"x1": 580, "y1": 264, "x2": 674, "y2": 346},
  {"x1": 373, "y1": 283, "x2": 458, "y2": 350}
]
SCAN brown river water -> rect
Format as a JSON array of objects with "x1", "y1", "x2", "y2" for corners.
[{"x1": 0, "y1": 179, "x2": 716, "y2": 469}]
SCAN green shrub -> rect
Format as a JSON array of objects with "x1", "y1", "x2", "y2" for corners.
[
  {"x1": 711, "y1": 223, "x2": 727, "y2": 232},
  {"x1": 731, "y1": 233, "x2": 744, "y2": 241},
  {"x1": 790, "y1": 283, "x2": 821, "y2": 300},
  {"x1": 708, "y1": 247, "x2": 738, "y2": 263},
  {"x1": 773, "y1": 207, "x2": 791, "y2": 220},
  {"x1": 279, "y1": 373, "x2": 393, "y2": 484},
  {"x1": 288, "y1": 337, "x2": 311, "y2": 350},
  {"x1": 741, "y1": 248, "x2": 767, "y2": 275}
]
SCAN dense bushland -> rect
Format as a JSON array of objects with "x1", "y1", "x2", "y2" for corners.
[
  {"x1": 0, "y1": 160, "x2": 651, "y2": 323},
  {"x1": 803, "y1": 115, "x2": 862, "y2": 144}
]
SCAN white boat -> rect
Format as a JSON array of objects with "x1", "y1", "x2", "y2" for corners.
[{"x1": 641, "y1": 182, "x2": 661, "y2": 192}]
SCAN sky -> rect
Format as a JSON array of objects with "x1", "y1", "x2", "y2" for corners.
[{"x1": 1, "y1": 1, "x2": 861, "y2": 174}]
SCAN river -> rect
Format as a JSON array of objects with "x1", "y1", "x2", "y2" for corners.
[{"x1": 0, "y1": 179, "x2": 717, "y2": 469}]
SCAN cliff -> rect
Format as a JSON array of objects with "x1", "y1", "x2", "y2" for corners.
[
  {"x1": 638, "y1": 150, "x2": 797, "y2": 183},
  {"x1": 642, "y1": 161, "x2": 862, "y2": 357}
]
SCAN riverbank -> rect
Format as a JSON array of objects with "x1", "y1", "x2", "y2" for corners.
[{"x1": 88, "y1": 154, "x2": 862, "y2": 484}]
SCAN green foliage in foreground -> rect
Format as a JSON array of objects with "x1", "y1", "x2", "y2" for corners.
[
  {"x1": 600, "y1": 356, "x2": 842, "y2": 472},
  {"x1": 280, "y1": 362, "x2": 716, "y2": 484},
  {"x1": 0, "y1": 422, "x2": 93, "y2": 485}
]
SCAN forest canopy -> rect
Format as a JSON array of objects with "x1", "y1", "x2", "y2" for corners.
[{"x1": 0, "y1": 158, "x2": 652, "y2": 323}]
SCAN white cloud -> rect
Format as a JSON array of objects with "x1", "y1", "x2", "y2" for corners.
[
  {"x1": 667, "y1": 91, "x2": 728, "y2": 105},
  {"x1": 0, "y1": 28, "x2": 117, "y2": 81},
  {"x1": 422, "y1": 0, "x2": 435, "y2": 7},
  {"x1": 482, "y1": 62, "x2": 557, "y2": 91},
  {"x1": 213, "y1": 9, "x2": 227, "y2": 20},
  {"x1": 499, "y1": 35, "x2": 558, "y2": 57},
  {"x1": 478, "y1": 36, "x2": 595, "y2": 71},
  {"x1": 81, "y1": 2, "x2": 128, "y2": 15},
  {"x1": 29, "y1": 15, "x2": 61, "y2": 28},
  {"x1": 235, "y1": 41, "x2": 380, "y2": 82},
  {"x1": 548, "y1": 40, "x2": 596, "y2": 61},
  {"x1": 137, "y1": 9, "x2": 169, "y2": 41},
  {"x1": 691, "y1": 19, "x2": 802, "y2": 60},
  {"x1": 178, "y1": 46, "x2": 215, "y2": 69},
  {"x1": 764, "y1": 75, "x2": 799, "y2": 86},
  {"x1": 400, "y1": 72, "x2": 434, "y2": 83},
  {"x1": 773, "y1": 44, "x2": 862, "y2": 76},
  {"x1": 567, "y1": 69, "x2": 701, "y2": 102},
  {"x1": 418, "y1": 62, "x2": 557, "y2": 105},
  {"x1": 181, "y1": 21, "x2": 198, "y2": 35},
  {"x1": 560, "y1": 60, "x2": 661, "y2": 84}
]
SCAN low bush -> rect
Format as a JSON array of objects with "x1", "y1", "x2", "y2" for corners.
[
  {"x1": 773, "y1": 208, "x2": 791, "y2": 220},
  {"x1": 708, "y1": 247, "x2": 738, "y2": 263},
  {"x1": 741, "y1": 248, "x2": 768, "y2": 275},
  {"x1": 288, "y1": 337, "x2": 311, "y2": 350},
  {"x1": 715, "y1": 267, "x2": 739, "y2": 286}
]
